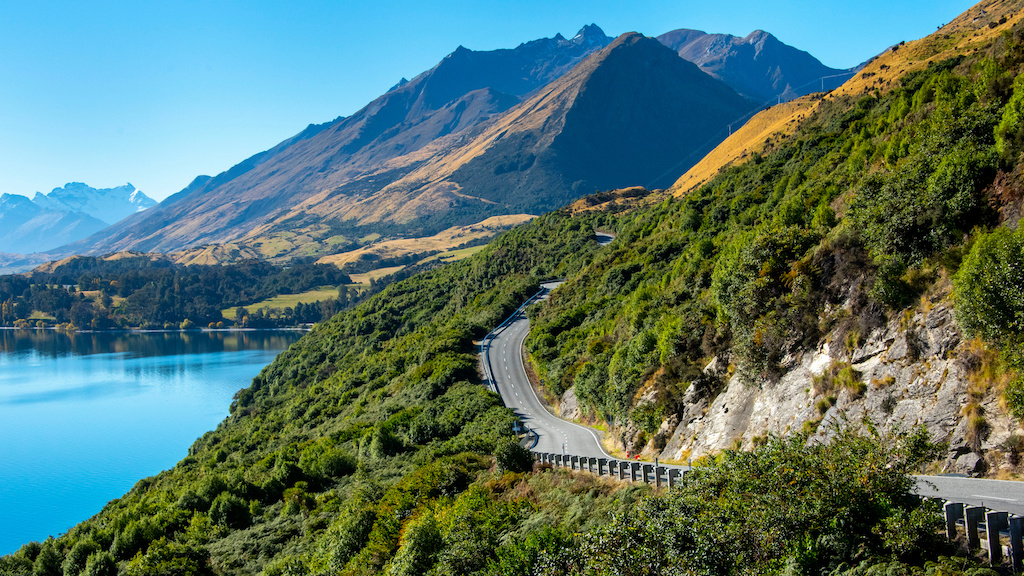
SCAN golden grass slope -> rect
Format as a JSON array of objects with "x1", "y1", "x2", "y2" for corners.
[
  {"x1": 671, "y1": 97, "x2": 821, "y2": 194},
  {"x1": 315, "y1": 214, "x2": 535, "y2": 267},
  {"x1": 671, "y1": 0, "x2": 1024, "y2": 197}
]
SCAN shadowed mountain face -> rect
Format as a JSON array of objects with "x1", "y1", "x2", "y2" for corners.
[
  {"x1": 657, "y1": 29, "x2": 856, "y2": 103},
  {"x1": 58, "y1": 27, "x2": 757, "y2": 260},
  {"x1": 438, "y1": 33, "x2": 756, "y2": 216}
]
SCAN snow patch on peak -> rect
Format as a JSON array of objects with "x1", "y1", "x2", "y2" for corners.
[
  {"x1": 36, "y1": 182, "x2": 157, "y2": 224},
  {"x1": 572, "y1": 24, "x2": 609, "y2": 46}
]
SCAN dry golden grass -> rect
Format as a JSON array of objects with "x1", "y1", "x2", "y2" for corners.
[
  {"x1": 671, "y1": 98, "x2": 820, "y2": 195},
  {"x1": 315, "y1": 214, "x2": 534, "y2": 267},
  {"x1": 170, "y1": 243, "x2": 262, "y2": 266},
  {"x1": 671, "y1": 0, "x2": 1024, "y2": 196}
]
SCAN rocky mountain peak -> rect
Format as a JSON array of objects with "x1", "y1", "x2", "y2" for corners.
[{"x1": 573, "y1": 24, "x2": 609, "y2": 46}]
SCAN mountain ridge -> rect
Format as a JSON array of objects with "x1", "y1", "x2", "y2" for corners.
[
  {"x1": 48, "y1": 24, "x2": 842, "y2": 266},
  {"x1": 0, "y1": 183, "x2": 156, "y2": 254}
]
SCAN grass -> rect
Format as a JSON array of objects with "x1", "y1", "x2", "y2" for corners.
[
  {"x1": 420, "y1": 245, "x2": 487, "y2": 264},
  {"x1": 348, "y1": 266, "x2": 405, "y2": 285},
  {"x1": 222, "y1": 287, "x2": 340, "y2": 320}
]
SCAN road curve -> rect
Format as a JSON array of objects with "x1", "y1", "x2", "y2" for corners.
[
  {"x1": 481, "y1": 279, "x2": 1024, "y2": 512},
  {"x1": 482, "y1": 283, "x2": 612, "y2": 459}
]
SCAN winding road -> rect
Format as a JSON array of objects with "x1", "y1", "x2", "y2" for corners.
[
  {"x1": 481, "y1": 240, "x2": 1024, "y2": 515},
  {"x1": 482, "y1": 282, "x2": 611, "y2": 459}
]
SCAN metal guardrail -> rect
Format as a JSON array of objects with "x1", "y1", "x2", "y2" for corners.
[{"x1": 938, "y1": 500, "x2": 1024, "y2": 570}]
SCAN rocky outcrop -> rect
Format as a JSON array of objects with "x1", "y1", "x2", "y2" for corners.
[{"x1": 646, "y1": 303, "x2": 1022, "y2": 476}]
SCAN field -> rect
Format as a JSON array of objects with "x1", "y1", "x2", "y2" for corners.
[{"x1": 221, "y1": 287, "x2": 341, "y2": 320}]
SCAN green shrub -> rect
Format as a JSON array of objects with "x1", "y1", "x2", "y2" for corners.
[
  {"x1": 80, "y1": 552, "x2": 115, "y2": 576},
  {"x1": 494, "y1": 438, "x2": 534, "y2": 474},
  {"x1": 62, "y1": 539, "x2": 99, "y2": 576},
  {"x1": 954, "y1": 226, "x2": 1024, "y2": 345},
  {"x1": 209, "y1": 492, "x2": 250, "y2": 529}
]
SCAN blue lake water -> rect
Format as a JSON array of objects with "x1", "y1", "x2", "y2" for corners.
[{"x1": 0, "y1": 329, "x2": 302, "y2": 555}]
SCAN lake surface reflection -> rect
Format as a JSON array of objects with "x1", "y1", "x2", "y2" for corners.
[{"x1": 0, "y1": 329, "x2": 302, "y2": 554}]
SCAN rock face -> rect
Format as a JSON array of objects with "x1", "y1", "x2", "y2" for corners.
[{"x1": 606, "y1": 302, "x2": 1019, "y2": 476}]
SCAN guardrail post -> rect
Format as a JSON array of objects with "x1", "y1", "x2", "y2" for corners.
[
  {"x1": 556, "y1": 454, "x2": 564, "y2": 468},
  {"x1": 944, "y1": 501, "x2": 963, "y2": 540},
  {"x1": 642, "y1": 464, "x2": 653, "y2": 485},
  {"x1": 571, "y1": 455, "x2": 579, "y2": 471},
  {"x1": 667, "y1": 468, "x2": 680, "y2": 488},
  {"x1": 630, "y1": 462, "x2": 640, "y2": 482},
  {"x1": 590, "y1": 457, "x2": 598, "y2": 474},
  {"x1": 987, "y1": 510, "x2": 1009, "y2": 565},
  {"x1": 619, "y1": 461, "x2": 628, "y2": 481},
  {"x1": 655, "y1": 466, "x2": 665, "y2": 488},
  {"x1": 598, "y1": 458, "x2": 607, "y2": 476},
  {"x1": 1010, "y1": 515, "x2": 1024, "y2": 572},
  {"x1": 966, "y1": 506, "x2": 986, "y2": 549}
]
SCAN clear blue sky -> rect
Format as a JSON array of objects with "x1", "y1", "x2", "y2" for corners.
[{"x1": 0, "y1": 0, "x2": 973, "y2": 201}]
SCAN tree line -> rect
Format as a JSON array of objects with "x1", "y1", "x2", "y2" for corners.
[{"x1": 0, "y1": 255, "x2": 352, "y2": 329}]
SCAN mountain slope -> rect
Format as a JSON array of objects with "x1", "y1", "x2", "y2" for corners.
[
  {"x1": 261, "y1": 33, "x2": 755, "y2": 240},
  {"x1": 56, "y1": 27, "x2": 614, "y2": 258},
  {"x1": 657, "y1": 28, "x2": 855, "y2": 103}
]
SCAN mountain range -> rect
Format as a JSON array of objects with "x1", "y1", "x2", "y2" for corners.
[
  {"x1": 38, "y1": 25, "x2": 848, "y2": 265},
  {"x1": 0, "y1": 183, "x2": 155, "y2": 254}
]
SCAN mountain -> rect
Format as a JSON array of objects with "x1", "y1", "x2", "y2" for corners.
[
  {"x1": 335, "y1": 32, "x2": 754, "y2": 227},
  {"x1": 0, "y1": 183, "x2": 155, "y2": 254},
  {"x1": 3, "y1": 1, "x2": 1022, "y2": 573},
  {"x1": 57, "y1": 29, "x2": 753, "y2": 261},
  {"x1": 54, "y1": 26, "x2": 614, "y2": 258},
  {"x1": 32, "y1": 182, "x2": 156, "y2": 224},
  {"x1": 657, "y1": 28, "x2": 855, "y2": 103}
]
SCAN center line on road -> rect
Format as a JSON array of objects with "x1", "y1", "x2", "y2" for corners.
[{"x1": 971, "y1": 495, "x2": 1017, "y2": 502}]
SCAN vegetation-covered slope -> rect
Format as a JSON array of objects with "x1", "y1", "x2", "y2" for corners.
[
  {"x1": 0, "y1": 212, "x2": 981, "y2": 576},
  {"x1": 525, "y1": 11, "x2": 1024, "y2": 460}
]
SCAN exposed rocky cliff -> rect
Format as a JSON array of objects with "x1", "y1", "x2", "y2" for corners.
[{"x1": 564, "y1": 299, "x2": 1019, "y2": 476}]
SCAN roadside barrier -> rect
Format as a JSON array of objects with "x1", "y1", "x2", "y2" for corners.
[
  {"x1": 939, "y1": 500, "x2": 1024, "y2": 570},
  {"x1": 532, "y1": 451, "x2": 683, "y2": 489}
]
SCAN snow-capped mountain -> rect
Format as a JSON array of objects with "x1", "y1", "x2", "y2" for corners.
[{"x1": 0, "y1": 183, "x2": 156, "y2": 254}]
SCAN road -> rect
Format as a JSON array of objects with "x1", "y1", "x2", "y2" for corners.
[
  {"x1": 482, "y1": 282, "x2": 611, "y2": 459},
  {"x1": 481, "y1": 268, "x2": 1024, "y2": 514},
  {"x1": 914, "y1": 475, "x2": 1024, "y2": 515}
]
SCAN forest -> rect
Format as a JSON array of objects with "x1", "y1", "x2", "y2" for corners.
[{"x1": 0, "y1": 256, "x2": 351, "y2": 329}]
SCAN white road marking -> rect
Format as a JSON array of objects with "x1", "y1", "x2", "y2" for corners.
[{"x1": 972, "y1": 495, "x2": 1017, "y2": 502}]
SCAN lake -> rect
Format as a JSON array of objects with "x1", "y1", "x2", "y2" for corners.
[{"x1": 0, "y1": 329, "x2": 302, "y2": 555}]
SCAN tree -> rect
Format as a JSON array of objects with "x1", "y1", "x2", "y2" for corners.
[
  {"x1": 954, "y1": 226, "x2": 1024, "y2": 345},
  {"x1": 81, "y1": 552, "x2": 115, "y2": 576}
]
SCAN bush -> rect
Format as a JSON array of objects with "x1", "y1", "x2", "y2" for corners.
[
  {"x1": 81, "y1": 552, "x2": 115, "y2": 576},
  {"x1": 954, "y1": 226, "x2": 1024, "y2": 345},
  {"x1": 62, "y1": 539, "x2": 99, "y2": 576},
  {"x1": 494, "y1": 438, "x2": 533, "y2": 473},
  {"x1": 209, "y1": 492, "x2": 250, "y2": 529}
]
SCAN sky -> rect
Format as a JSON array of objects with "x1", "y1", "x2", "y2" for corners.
[{"x1": 0, "y1": 0, "x2": 975, "y2": 202}]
